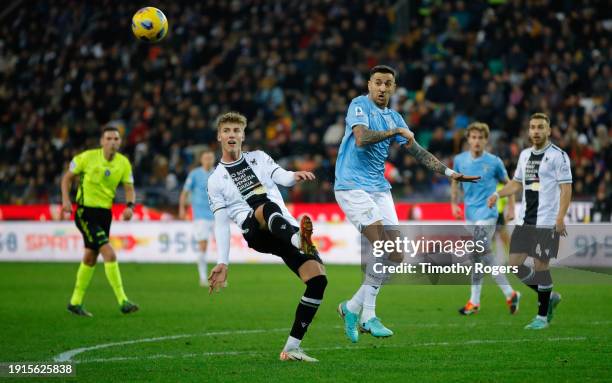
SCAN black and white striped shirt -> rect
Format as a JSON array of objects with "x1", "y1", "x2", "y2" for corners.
[{"x1": 513, "y1": 143, "x2": 572, "y2": 226}]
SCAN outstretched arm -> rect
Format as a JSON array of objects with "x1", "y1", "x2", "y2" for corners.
[
  {"x1": 487, "y1": 180, "x2": 522, "y2": 208},
  {"x1": 405, "y1": 141, "x2": 448, "y2": 174},
  {"x1": 271, "y1": 167, "x2": 315, "y2": 187},
  {"x1": 405, "y1": 141, "x2": 480, "y2": 182}
]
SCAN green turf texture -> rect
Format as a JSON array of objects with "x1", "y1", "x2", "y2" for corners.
[{"x1": 0, "y1": 263, "x2": 610, "y2": 382}]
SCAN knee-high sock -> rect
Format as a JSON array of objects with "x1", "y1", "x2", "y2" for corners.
[
  {"x1": 516, "y1": 264, "x2": 538, "y2": 292},
  {"x1": 361, "y1": 284, "x2": 381, "y2": 323},
  {"x1": 347, "y1": 284, "x2": 367, "y2": 313},
  {"x1": 483, "y1": 254, "x2": 514, "y2": 299},
  {"x1": 348, "y1": 254, "x2": 389, "y2": 315},
  {"x1": 104, "y1": 261, "x2": 128, "y2": 305},
  {"x1": 197, "y1": 250, "x2": 208, "y2": 281},
  {"x1": 492, "y1": 272, "x2": 514, "y2": 299},
  {"x1": 470, "y1": 272, "x2": 483, "y2": 305},
  {"x1": 284, "y1": 275, "x2": 327, "y2": 351},
  {"x1": 536, "y1": 270, "x2": 553, "y2": 317},
  {"x1": 70, "y1": 262, "x2": 96, "y2": 305}
]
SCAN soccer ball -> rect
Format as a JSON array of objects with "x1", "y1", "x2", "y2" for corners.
[{"x1": 131, "y1": 7, "x2": 168, "y2": 42}]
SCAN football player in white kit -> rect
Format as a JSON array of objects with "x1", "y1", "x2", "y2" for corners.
[
  {"x1": 207, "y1": 112, "x2": 327, "y2": 362},
  {"x1": 488, "y1": 113, "x2": 572, "y2": 330}
]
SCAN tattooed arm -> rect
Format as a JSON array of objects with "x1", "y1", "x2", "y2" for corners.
[
  {"x1": 405, "y1": 141, "x2": 481, "y2": 183},
  {"x1": 405, "y1": 140, "x2": 448, "y2": 174},
  {"x1": 353, "y1": 125, "x2": 413, "y2": 147}
]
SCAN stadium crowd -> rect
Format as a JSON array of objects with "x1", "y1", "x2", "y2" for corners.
[{"x1": 0, "y1": 0, "x2": 610, "y2": 207}]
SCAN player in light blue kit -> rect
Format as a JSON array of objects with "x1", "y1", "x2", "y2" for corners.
[
  {"x1": 451, "y1": 122, "x2": 520, "y2": 315},
  {"x1": 180, "y1": 149, "x2": 216, "y2": 286},
  {"x1": 335, "y1": 65, "x2": 480, "y2": 343}
]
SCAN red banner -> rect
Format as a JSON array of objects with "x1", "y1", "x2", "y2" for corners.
[
  {"x1": 0, "y1": 204, "x2": 172, "y2": 221},
  {"x1": 0, "y1": 202, "x2": 594, "y2": 222},
  {"x1": 0, "y1": 203, "x2": 460, "y2": 221}
]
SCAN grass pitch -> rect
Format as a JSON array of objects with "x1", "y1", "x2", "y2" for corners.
[{"x1": 0, "y1": 263, "x2": 610, "y2": 382}]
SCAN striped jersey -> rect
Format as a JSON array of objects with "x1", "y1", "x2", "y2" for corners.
[
  {"x1": 513, "y1": 143, "x2": 572, "y2": 226},
  {"x1": 207, "y1": 151, "x2": 297, "y2": 228}
]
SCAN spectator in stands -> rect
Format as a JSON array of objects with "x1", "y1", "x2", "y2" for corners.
[{"x1": 0, "y1": 0, "x2": 609, "y2": 207}]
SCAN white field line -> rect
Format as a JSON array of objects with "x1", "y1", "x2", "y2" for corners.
[
  {"x1": 54, "y1": 319, "x2": 611, "y2": 363},
  {"x1": 74, "y1": 336, "x2": 588, "y2": 364},
  {"x1": 53, "y1": 328, "x2": 288, "y2": 362}
]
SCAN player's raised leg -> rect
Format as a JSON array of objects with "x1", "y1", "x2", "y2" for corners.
[
  {"x1": 253, "y1": 202, "x2": 315, "y2": 255},
  {"x1": 207, "y1": 111, "x2": 325, "y2": 360}
]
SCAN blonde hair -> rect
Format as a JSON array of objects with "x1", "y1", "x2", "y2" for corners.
[
  {"x1": 466, "y1": 122, "x2": 490, "y2": 139},
  {"x1": 529, "y1": 112, "x2": 550, "y2": 125},
  {"x1": 216, "y1": 111, "x2": 247, "y2": 130}
]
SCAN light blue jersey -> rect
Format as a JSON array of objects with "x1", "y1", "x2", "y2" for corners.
[
  {"x1": 334, "y1": 95, "x2": 410, "y2": 192},
  {"x1": 183, "y1": 167, "x2": 214, "y2": 220},
  {"x1": 453, "y1": 151, "x2": 508, "y2": 221}
]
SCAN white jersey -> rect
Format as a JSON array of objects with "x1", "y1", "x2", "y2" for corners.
[
  {"x1": 207, "y1": 150, "x2": 298, "y2": 228},
  {"x1": 513, "y1": 143, "x2": 572, "y2": 226}
]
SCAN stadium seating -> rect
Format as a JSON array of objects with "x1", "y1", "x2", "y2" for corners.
[{"x1": 0, "y1": 0, "x2": 609, "y2": 205}]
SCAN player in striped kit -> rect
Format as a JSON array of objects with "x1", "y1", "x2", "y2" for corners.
[
  {"x1": 206, "y1": 112, "x2": 327, "y2": 361},
  {"x1": 488, "y1": 113, "x2": 572, "y2": 329}
]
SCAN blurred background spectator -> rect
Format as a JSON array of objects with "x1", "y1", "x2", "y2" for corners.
[{"x1": 0, "y1": 0, "x2": 610, "y2": 208}]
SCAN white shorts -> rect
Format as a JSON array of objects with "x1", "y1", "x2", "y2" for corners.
[
  {"x1": 193, "y1": 219, "x2": 214, "y2": 241},
  {"x1": 335, "y1": 190, "x2": 398, "y2": 232}
]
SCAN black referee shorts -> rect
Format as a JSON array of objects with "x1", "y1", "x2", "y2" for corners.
[
  {"x1": 75, "y1": 206, "x2": 112, "y2": 251},
  {"x1": 509, "y1": 225, "x2": 560, "y2": 260},
  {"x1": 241, "y1": 211, "x2": 323, "y2": 276}
]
